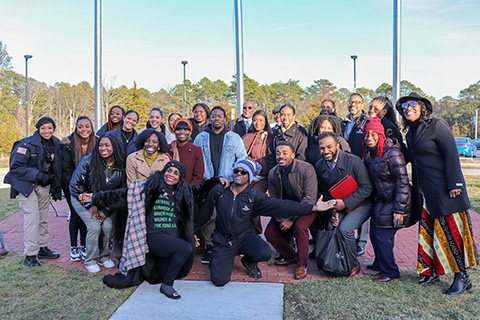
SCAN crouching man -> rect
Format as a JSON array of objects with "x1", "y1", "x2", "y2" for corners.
[{"x1": 195, "y1": 159, "x2": 335, "y2": 287}]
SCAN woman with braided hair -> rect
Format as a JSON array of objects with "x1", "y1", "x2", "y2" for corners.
[
  {"x1": 362, "y1": 117, "x2": 415, "y2": 282},
  {"x1": 307, "y1": 114, "x2": 350, "y2": 165},
  {"x1": 70, "y1": 134, "x2": 127, "y2": 273},
  {"x1": 96, "y1": 105, "x2": 125, "y2": 136},
  {"x1": 61, "y1": 116, "x2": 97, "y2": 261},
  {"x1": 80, "y1": 161, "x2": 229, "y2": 299}
]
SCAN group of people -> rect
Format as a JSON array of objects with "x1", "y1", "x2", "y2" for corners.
[{"x1": 4, "y1": 91, "x2": 478, "y2": 299}]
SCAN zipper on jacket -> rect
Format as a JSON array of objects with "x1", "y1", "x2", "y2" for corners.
[
  {"x1": 106, "y1": 165, "x2": 112, "y2": 184},
  {"x1": 227, "y1": 194, "x2": 236, "y2": 242}
]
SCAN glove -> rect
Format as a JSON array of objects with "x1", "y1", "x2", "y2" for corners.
[{"x1": 36, "y1": 173, "x2": 52, "y2": 186}]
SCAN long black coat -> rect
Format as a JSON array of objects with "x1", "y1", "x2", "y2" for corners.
[
  {"x1": 364, "y1": 139, "x2": 414, "y2": 228},
  {"x1": 406, "y1": 117, "x2": 470, "y2": 219}
]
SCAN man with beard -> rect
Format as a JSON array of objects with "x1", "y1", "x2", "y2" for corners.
[
  {"x1": 167, "y1": 118, "x2": 204, "y2": 186},
  {"x1": 343, "y1": 94, "x2": 368, "y2": 158},
  {"x1": 228, "y1": 100, "x2": 256, "y2": 137},
  {"x1": 196, "y1": 160, "x2": 335, "y2": 286},
  {"x1": 267, "y1": 104, "x2": 309, "y2": 170},
  {"x1": 314, "y1": 131, "x2": 372, "y2": 277},
  {"x1": 193, "y1": 106, "x2": 248, "y2": 264},
  {"x1": 264, "y1": 141, "x2": 318, "y2": 279}
]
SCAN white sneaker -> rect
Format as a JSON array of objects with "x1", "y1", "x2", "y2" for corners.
[
  {"x1": 99, "y1": 259, "x2": 115, "y2": 268},
  {"x1": 79, "y1": 246, "x2": 87, "y2": 260},
  {"x1": 70, "y1": 247, "x2": 81, "y2": 262},
  {"x1": 86, "y1": 263, "x2": 100, "y2": 273}
]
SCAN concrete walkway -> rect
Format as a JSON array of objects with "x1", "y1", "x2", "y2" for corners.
[{"x1": 110, "y1": 280, "x2": 284, "y2": 320}]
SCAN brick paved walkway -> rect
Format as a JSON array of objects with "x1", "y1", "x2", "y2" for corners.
[{"x1": 1, "y1": 199, "x2": 479, "y2": 282}]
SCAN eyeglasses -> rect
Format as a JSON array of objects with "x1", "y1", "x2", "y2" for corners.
[
  {"x1": 233, "y1": 169, "x2": 248, "y2": 175},
  {"x1": 401, "y1": 101, "x2": 419, "y2": 109}
]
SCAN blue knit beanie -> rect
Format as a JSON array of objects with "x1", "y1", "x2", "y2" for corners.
[{"x1": 233, "y1": 160, "x2": 262, "y2": 184}]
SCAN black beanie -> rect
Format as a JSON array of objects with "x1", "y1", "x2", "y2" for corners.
[
  {"x1": 164, "y1": 160, "x2": 187, "y2": 179},
  {"x1": 36, "y1": 117, "x2": 56, "y2": 131}
]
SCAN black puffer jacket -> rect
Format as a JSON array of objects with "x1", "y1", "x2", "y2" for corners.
[{"x1": 364, "y1": 139, "x2": 414, "y2": 228}]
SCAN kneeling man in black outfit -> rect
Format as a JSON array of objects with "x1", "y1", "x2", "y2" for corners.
[{"x1": 195, "y1": 159, "x2": 335, "y2": 287}]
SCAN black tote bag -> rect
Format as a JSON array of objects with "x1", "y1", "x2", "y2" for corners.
[{"x1": 315, "y1": 228, "x2": 355, "y2": 277}]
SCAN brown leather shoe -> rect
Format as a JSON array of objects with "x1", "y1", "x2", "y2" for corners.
[
  {"x1": 294, "y1": 265, "x2": 308, "y2": 279},
  {"x1": 348, "y1": 265, "x2": 361, "y2": 278},
  {"x1": 274, "y1": 256, "x2": 298, "y2": 266},
  {"x1": 374, "y1": 275, "x2": 400, "y2": 282}
]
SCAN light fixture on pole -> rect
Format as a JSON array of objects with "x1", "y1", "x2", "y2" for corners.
[
  {"x1": 24, "y1": 54, "x2": 33, "y2": 136},
  {"x1": 181, "y1": 60, "x2": 188, "y2": 116},
  {"x1": 350, "y1": 55, "x2": 357, "y2": 93}
]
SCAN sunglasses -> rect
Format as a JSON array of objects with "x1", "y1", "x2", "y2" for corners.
[
  {"x1": 401, "y1": 101, "x2": 419, "y2": 109},
  {"x1": 233, "y1": 169, "x2": 248, "y2": 175},
  {"x1": 244, "y1": 106, "x2": 254, "y2": 110}
]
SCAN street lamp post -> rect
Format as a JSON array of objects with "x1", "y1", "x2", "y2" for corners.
[
  {"x1": 181, "y1": 60, "x2": 188, "y2": 116},
  {"x1": 24, "y1": 55, "x2": 33, "y2": 136},
  {"x1": 350, "y1": 55, "x2": 357, "y2": 93}
]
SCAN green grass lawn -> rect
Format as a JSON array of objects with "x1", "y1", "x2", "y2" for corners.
[
  {"x1": 0, "y1": 188, "x2": 20, "y2": 222},
  {"x1": 284, "y1": 269, "x2": 480, "y2": 319},
  {"x1": 0, "y1": 254, "x2": 136, "y2": 320}
]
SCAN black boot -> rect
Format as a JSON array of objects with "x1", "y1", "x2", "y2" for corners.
[
  {"x1": 445, "y1": 271, "x2": 472, "y2": 295},
  {"x1": 419, "y1": 272, "x2": 440, "y2": 286}
]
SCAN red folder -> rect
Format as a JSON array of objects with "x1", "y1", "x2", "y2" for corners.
[{"x1": 328, "y1": 174, "x2": 358, "y2": 213}]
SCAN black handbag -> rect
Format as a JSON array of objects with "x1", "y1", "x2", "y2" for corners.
[{"x1": 315, "y1": 228, "x2": 355, "y2": 277}]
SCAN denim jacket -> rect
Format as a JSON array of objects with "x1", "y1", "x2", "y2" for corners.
[{"x1": 193, "y1": 130, "x2": 247, "y2": 181}]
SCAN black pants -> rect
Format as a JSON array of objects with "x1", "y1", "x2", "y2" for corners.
[
  {"x1": 147, "y1": 233, "x2": 193, "y2": 286},
  {"x1": 210, "y1": 232, "x2": 271, "y2": 287},
  {"x1": 65, "y1": 190, "x2": 87, "y2": 247}
]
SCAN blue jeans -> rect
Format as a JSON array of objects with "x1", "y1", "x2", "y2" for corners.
[{"x1": 71, "y1": 197, "x2": 112, "y2": 266}]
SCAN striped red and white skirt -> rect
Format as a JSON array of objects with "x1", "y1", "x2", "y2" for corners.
[{"x1": 417, "y1": 209, "x2": 479, "y2": 276}]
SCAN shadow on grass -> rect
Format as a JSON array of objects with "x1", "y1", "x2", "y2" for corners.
[
  {"x1": 0, "y1": 253, "x2": 136, "y2": 320},
  {"x1": 284, "y1": 268, "x2": 480, "y2": 320}
]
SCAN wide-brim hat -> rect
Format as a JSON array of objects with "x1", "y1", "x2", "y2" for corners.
[{"x1": 395, "y1": 92, "x2": 432, "y2": 113}]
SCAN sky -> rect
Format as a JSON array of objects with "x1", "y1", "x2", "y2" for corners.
[{"x1": 1, "y1": 0, "x2": 479, "y2": 100}]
